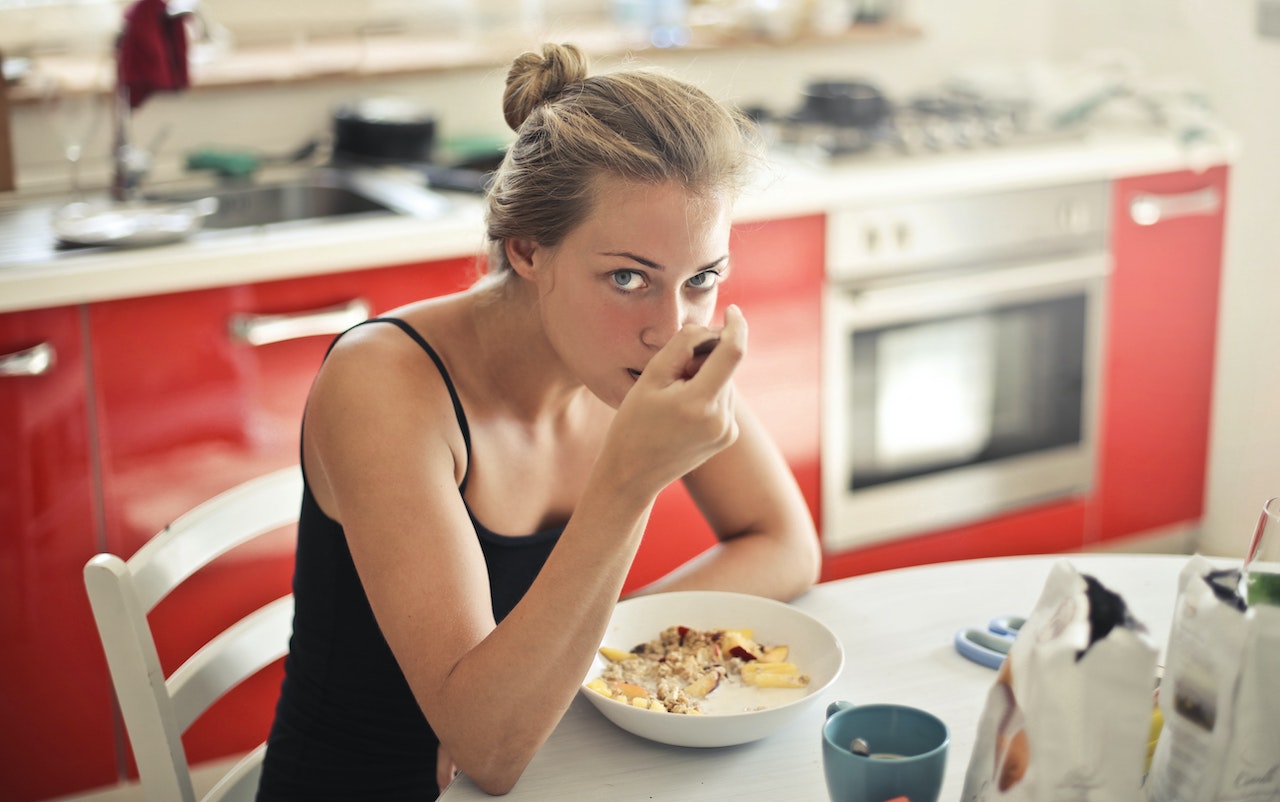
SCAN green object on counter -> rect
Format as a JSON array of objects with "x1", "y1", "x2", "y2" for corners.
[
  {"x1": 1245, "y1": 571, "x2": 1280, "y2": 606},
  {"x1": 439, "y1": 133, "x2": 509, "y2": 166},
  {"x1": 185, "y1": 148, "x2": 261, "y2": 178}
]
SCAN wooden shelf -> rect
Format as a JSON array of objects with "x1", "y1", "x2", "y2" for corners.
[{"x1": 8, "y1": 19, "x2": 923, "y2": 102}]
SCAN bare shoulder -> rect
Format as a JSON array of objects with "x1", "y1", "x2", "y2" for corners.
[
  {"x1": 314, "y1": 311, "x2": 451, "y2": 409},
  {"x1": 303, "y1": 299, "x2": 473, "y2": 516},
  {"x1": 315, "y1": 295, "x2": 472, "y2": 402}
]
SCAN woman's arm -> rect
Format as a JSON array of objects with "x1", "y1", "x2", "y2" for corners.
[
  {"x1": 627, "y1": 398, "x2": 823, "y2": 602},
  {"x1": 303, "y1": 312, "x2": 748, "y2": 795}
]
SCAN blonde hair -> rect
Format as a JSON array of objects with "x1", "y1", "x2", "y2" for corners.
[{"x1": 483, "y1": 43, "x2": 761, "y2": 276}]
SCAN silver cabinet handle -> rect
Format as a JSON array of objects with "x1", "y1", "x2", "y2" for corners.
[
  {"x1": 1129, "y1": 186, "x2": 1222, "y2": 226},
  {"x1": 0, "y1": 341, "x2": 57, "y2": 377},
  {"x1": 228, "y1": 298, "x2": 371, "y2": 346}
]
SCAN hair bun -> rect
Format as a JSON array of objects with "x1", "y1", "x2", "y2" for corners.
[{"x1": 502, "y1": 43, "x2": 590, "y2": 132}]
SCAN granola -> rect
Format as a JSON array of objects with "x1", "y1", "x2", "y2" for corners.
[{"x1": 586, "y1": 625, "x2": 809, "y2": 714}]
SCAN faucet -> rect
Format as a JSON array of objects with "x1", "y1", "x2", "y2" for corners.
[
  {"x1": 110, "y1": 85, "x2": 152, "y2": 201},
  {"x1": 111, "y1": 0, "x2": 198, "y2": 201}
]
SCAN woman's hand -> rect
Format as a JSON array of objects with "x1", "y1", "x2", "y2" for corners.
[{"x1": 602, "y1": 304, "x2": 748, "y2": 497}]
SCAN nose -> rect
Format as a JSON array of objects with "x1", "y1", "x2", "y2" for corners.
[{"x1": 639, "y1": 291, "x2": 692, "y2": 351}]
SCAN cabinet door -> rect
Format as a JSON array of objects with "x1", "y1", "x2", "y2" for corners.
[
  {"x1": 0, "y1": 307, "x2": 119, "y2": 801},
  {"x1": 821, "y1": 498, "x2": 1087, "y2": 581},
  {"x1": 1092, "y1": 167, "x2": 1228, "y2": 543},
  {"x1": 87, "y1": 257, "x2": 473, "y2": 771},
  {"x1": 625, "y1": 215, "x2": 825, "y2": 593}
]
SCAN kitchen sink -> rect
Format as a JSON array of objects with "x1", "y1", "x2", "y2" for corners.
[
  {"x1": 147, "y1": 168, "x2": 452, "y2": 230},
  {"x1": 175, "y1": 182, "x2": 386, "y2": 229},
  {"x1": 0, "y1": 168, "x2": 455, "y2": 265}
]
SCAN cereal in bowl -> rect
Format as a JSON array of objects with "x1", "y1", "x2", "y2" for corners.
[{"x1": 586, "y1": 625, "x2": 809, "y2": 714}]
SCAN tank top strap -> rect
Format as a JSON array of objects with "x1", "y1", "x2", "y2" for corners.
[{"x1": 351, "y1": 317, "x2": 473, "y2": 490}]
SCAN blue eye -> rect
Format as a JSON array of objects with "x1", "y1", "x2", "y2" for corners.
[
  {"x1": 688, "y1": 270, "x2": 721, "y2": 290},
  {"x1": 611, "y1": 270, "x2": 644, "y2": 291}
]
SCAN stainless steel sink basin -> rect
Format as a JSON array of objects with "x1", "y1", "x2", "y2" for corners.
[
  {"x1": 148, "y1": 169, "x2": 451, "y2": 230},
  {"x1": 182, "y1": 183, "x2": 387, "y2": 229}
]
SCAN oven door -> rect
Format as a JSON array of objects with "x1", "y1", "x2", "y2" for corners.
[{"x1": 821, "y1": 253, "x2": 1110, "y2": 551}]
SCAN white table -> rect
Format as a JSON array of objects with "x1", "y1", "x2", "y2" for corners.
[{"x1": 440, "y1": 553, "x2": 1201, "y2": 801}]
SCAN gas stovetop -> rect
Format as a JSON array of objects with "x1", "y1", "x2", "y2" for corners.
[{"x1": 753, "y1": 89, "x2": 1085, "y2": 163}]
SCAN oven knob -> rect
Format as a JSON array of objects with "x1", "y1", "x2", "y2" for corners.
[
  {"x1": 1057, "y1": 200, "x2": 1092, "y2": 234},
  {"x1": 893, "y1": 221, "x2": 912, "y2": 251},
  {"x1": 864, "y1": 225, "x2": 880, "y2": 254}
]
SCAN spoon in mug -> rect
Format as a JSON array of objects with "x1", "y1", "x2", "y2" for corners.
[{"x1": 851, "y1": 738, "x2": 870, "y2": 756}]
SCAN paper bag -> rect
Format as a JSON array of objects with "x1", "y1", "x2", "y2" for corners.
[
  {"x1": 962, "y1": 560, "x2": 1159, "y2": 802},
  {"x1": 1143, "y1": 555, "x2": 1280, "y2": 801}
]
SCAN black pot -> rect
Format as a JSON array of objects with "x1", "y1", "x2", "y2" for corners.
[
  {"x1": 799, "y1": 80, "x2": 889, "y2": 128},
  {"x1": 331, "y1": 98, "x2": 437, "y2": 163}
]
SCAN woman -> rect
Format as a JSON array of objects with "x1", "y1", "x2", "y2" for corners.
[{"x1": 257, "y1": 42, "x2": 820, "y2": 800}]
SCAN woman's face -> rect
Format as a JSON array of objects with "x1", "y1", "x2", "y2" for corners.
[{"x1": 529, "y1": 176, "x2": 734, "y2": 408}]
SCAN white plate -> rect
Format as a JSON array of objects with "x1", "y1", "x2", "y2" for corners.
[
  {"x1": 580, "y1": 590, "x2": 844, "y2": 748},
  {"x1": 53, "y1": 198, "x2": 217, "y2": 247}
]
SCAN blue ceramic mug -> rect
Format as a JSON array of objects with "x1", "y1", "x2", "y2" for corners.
[{"x1": 821, "y1": 701, "x2": 949, "y2": 802}]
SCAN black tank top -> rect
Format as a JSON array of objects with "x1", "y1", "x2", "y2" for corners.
[{"x1": 257, "y1": 318, "x2": 563, "y2": 801}]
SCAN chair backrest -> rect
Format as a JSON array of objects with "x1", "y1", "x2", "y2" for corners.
[{"x1": 84, "y1": 465, "x2": 302, "y2": 802}]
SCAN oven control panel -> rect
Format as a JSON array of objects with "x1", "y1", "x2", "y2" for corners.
[{"x1": 825, "y1": 181, "x2": 1112, "y2": 284}]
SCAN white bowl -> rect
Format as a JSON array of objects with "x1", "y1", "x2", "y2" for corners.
[{"x1": 579, "y1": 590, "x2": 844, "y2": 747}]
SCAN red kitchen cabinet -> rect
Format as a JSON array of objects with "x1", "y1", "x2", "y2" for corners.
[
  {"x1": 0, "y1": 307, "x2": 119, "y2": 801},
  {"x1": 624, "y1": 215, "x2": 825, "y2": 593},
  {"x1": 84, "y1": 258, "x2": 474, "y2": 780},
  {"x1": 820, "y1": 498, "x2": 1088, "y2": 581},
  {"x1": 1089, "y1": 166, "x2": 1228, "y2": 544}
]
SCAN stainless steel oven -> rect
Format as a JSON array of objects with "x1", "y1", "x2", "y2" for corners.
[{"x1": 821, "y1": 181, "x2": 1112, "y2": 551}]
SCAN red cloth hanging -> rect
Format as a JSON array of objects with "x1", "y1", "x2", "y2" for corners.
[{"x1": 116, "y1": 0, "x2": 189, "y2": 110}]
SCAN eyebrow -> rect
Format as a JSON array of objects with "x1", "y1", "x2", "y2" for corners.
[{"x1": 602, "y1": 251, "x2": 730, "y2": 273}]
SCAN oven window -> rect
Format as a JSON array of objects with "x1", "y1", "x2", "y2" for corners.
[{"x1": 847, "y1": 294, "x2": 1087, "y2": 490}]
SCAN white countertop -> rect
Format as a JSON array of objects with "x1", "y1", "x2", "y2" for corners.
[
  {"x1": 0, "y1": 127, "x2": 1233, "y2": 315},
  {"x1": 439, "y1": 552, "x2": 1204, "y2": 802}
]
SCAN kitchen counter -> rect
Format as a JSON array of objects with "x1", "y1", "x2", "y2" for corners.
[
  {"x1": 743, "y1": 126, "x2": 1232, "y2": 217},
  {"x1": 0, "y1": 126, "x2": 1234, "y2": 315}
]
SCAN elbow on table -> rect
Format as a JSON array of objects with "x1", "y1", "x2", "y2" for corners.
[
  {"x1": 748, "y1": 538, "x2": 821, "y2": 603},
  {"x1": 770, "y1": 499, "x2": 822, "y2": 600},
  {"x1": 474, "y1": 779, "x2": 517, "y2": 797},
  {"x1": 467, "y1": 763, "x2": 525, "y2": 797},
  {"x1": 456, "y1": 742, "x2": 538, "y2": 796}
]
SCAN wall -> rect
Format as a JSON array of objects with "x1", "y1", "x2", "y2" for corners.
[
  {"x1": 0, "y1": 1, "x2": 121, "y2": 53},
  {"x1": 1180, "y1": 1, "x2": 1280, "y2": 556}
]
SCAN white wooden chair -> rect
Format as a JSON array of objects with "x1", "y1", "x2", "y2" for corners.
[{"x1": 84, "y1": 466, "x2": 302, "y2": 802}]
